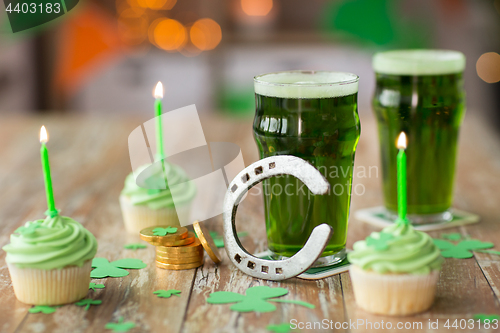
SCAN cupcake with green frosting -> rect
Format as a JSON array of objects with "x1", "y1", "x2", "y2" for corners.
[
  {"x1": 3, "y1": 215, "x2": 98, "y2": 305},
  {"x1": 120, "y1": 163, "x2": 196, "y2": 234},
  {"x1": 348, "y1": 223, "x2": 443, "y2": 316}
]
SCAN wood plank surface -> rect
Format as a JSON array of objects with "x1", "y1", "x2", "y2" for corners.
[{"x1": 0, "y1": 112, "x2": 498, "y2": 333}]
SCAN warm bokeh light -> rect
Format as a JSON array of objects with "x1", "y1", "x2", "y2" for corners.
[
  {"x1": 190, "y1": 18, "x2": 222, "y2": 51},
  {"x1": 397, "y1": 132, "x2": 407, "y2": 149},
  {"x1": 118, "y1": 8, "x2": 149, "y2": 45},
  {"x1": 240, "y1": 0, "x2": 273, "y2": 16},
  {"x1": 154, "y1": 19, "x2": 187, "y2": 51},
  {"x1": 40, "y1": 126, "x2": 49, "y2": 144},
  {"x1": 137, "y1": 0, "x2": 176, "y2": 10},
  {"x1": 154, "y1": 81, "x2": 164, "y2": 99},
  {"x1": 476, "y1": 52, "x2": 500, "y2": 83}
]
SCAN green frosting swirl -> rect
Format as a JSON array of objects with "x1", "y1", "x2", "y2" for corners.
[
  {"x1": 121, "y1": 163, "x2": 196, "y2": 210},
  {"x1": 347, "y1": 223, "x2": 443, "y2": 274},
  {"x1": 3, "y1": 215, "x2": 98, "y2": 270}
]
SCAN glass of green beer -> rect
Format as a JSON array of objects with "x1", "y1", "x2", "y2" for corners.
[
  {"x1": 253, "y1": 70, "x2": 360, "y2": 267},
  {"x1": 372, "y1": 50, "x2": 466, "y2": 223}
]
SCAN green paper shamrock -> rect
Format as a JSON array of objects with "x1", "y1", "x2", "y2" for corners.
[
  {"x1": 91, "y1": 258, "x2": 147, "y2": 278},
  {"x1": 15, "y1": 221, "x2": 43, "y2": 236},
  {"x1": 433, "y1": 239, "x2": 494, "y2": 259},
  {"x1": 28, "y1": 305, "x2": 59, "y2": 314},
  {"x1": 366, "y1": 232, "x2": 394, "y2": 251},
  {"x1": 89, "y1": 282, "x2": 105, "y2": 291},
  {"x1": 208, "y1": 231, "x2": 248, "y2": 248},
  {"x1": 123, "y1": 243, "x2": 147, "y2": 250},
  {"x1": 105, "y1": 317, "x2": 136, "y2": 332},
  {"x1": 75, "y1": 299, "x2": 102, "y2": 310},
  {"x1": 473, "y1": 314, "x2": 500, "y2": 323},
  {"x1": 477, "y1": 250, "x2": 500, "y2": 256},
  {"x1": 207, "y1": 286, "x2": 314, "y2": 313},
  {"x1": 152, "y1": 227, "x2": 178, "y2": 236},
  {"x1": 153, "y1": 289, "x2": 181, "y2": 298},
  {"x1": 267, "y1": 323, "x2": 293, "y2": 333},
  {"x1": 441, "y1": 232, "x2": 462, "y2": 241}
]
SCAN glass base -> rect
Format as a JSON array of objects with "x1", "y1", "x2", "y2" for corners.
[
  {"x1": 385, "y1": 209, "x2": 453, "y2": 225},
  {"x1": 270, "y1": 248, "x2": 346, "y2": 268}
]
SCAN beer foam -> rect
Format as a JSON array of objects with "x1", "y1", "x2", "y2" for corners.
[
  {"x1": 254, "y1": 71, "x2": 359, "y2": 99},
  {"x1": 373, "y1": 50, "x2": 465, "y2": 75}
]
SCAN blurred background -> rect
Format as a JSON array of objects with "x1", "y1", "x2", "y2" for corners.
[{"x1": 0, "y1": 0, "x2": 499, "y2": 125}]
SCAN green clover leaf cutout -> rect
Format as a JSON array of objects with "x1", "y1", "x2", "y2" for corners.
[
  {"x1": 75, "y1": 299, "x2": 102, "y2": 311},
  {"x1": 267, "y1": 323, "x2": 293, "y2": 333},
  {"x1": 433, "y1": 239, "x2": 494, "y2": 259},
  {"x1": 105, "y1": 317, "x2": 136, "y2": 332},
  {"x1": 207, "y1": 286, "x2": 314, "y2": 313},
  {"x1": 89, "y1": 282, "x2": 105, "y2": 291},
  {"x1": 441, "y1": 232, "x2": 462, "y2": 241},
  {"x1": 28, "y1": 305, "x2": 59, "y2": 314},
  {"x1": 91, "y1": 258, "x2": 147, "y2": 278},
  {"x1": 15, "y1": 221, "x2": 43, "y2": 236},
  {"x1": 123, "y1": 243, "x2": 147, "y2": 250},
  {"x1": 152, "y1": 227, "x2": 178, "y2": 236},
  {"x1": 366, "y1": 232, "x2": 394, "y2": 251},
  {"x1": 153, "y1": 289, "x2": 181, "y2": 298},
  {"x1": 473, "y1": 314, "x2": 500, "y2": 323}
]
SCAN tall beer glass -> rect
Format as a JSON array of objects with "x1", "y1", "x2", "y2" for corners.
[
  {"x1": 253, "y1": 71, "x2": 360, "y2": 267},
  {"x1": 372, "y1": 50, "x2": 466, "y2": 223}
]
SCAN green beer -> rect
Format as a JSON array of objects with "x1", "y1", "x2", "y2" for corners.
[
  {"x1": 372, "y1": 50, "x2": 466, "y2": 222},
  {"x1": 253, "y1": 71, "x2": 360, "y2": 266}
]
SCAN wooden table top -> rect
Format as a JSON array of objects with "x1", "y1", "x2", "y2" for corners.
[{"x1": 0, "y1": 113, "x2": 499, "y2": 333}]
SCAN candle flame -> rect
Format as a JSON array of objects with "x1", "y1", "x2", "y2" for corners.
[
  {"x1": 40, "y1": 126, "x2": 49, "y2": 144},
  {"x1": 154, "y1": 81, "x2": 163, "y2": 99},
  {"x1": 397, "y1": 132, "x2": 407, "y2": 149}
]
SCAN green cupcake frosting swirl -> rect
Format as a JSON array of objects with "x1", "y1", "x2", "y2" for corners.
[
  {"x1": 3, "y1": 215, "x2": 98, "y2": 270},
  {"x1": 121, "y1": 163, "x2": 196, "y2": 210},
  {"x1": 347, "y1": 223, "x2": 443, "y2": 275}
]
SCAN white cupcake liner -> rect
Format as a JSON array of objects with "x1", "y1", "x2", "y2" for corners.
[
  {"x1": 119, "y1": 195, "x2": 191, "y2": 234},
  {"x1": 7, "y1": 260, "x2": 92, "y2": 305},
  {"x1": 349, "y1": 265, "x2": 440, "y2": 316}
]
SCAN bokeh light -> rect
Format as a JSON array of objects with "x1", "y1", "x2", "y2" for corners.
[
  {"x1": 476, "y1": 52, "x2": 500, "y2": 83},
  {"x1": 154, "y1": 19, "x2": 187, "y2": 51},
  {"x1": 190, "y1": 18, "x2": 222, "y2": 51},
  {"x1": 240, "y1": 0, "x2": 273, "y2": 16},
  {"x1": 137, "y1": 0, "x2": 176, "y2": 10},
  {"x1": 118, "y1": 8, "x2": 149, "y2": 46}
]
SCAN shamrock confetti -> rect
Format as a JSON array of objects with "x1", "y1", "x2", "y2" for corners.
[
  {"x1": 124, "y1": 243, "x2": 147, "y2": 250},
  {"x1": 208, "y1": 231, "x2": 248, "y2": 248},
  {"x1": 152, "y1": 227, "x2": 178, "y2": 236},
  {"x1": 207, "y1": 286, "x2": 314, "y2": 313},
  {"x1": 105, "y1": 317, "x2": 136, "y2": 332},
  {"x1": 28, "y1": 305, "x2": 59, "y2": 314},
  {"x1": 15, "y1": 221, "x2": 43, "y2": 236},
  {"x1": 473, "y1": 314, "x2": 500, "y2": 323},
  {"x1": 433, "y1": 239, "x2": 494, "y2": 259},
  {"x1": 441, "y1": 232, "x2": 462, "y2": 241},
  {"x1": 153, "y1": 289, "x2": 181, "y2": 298},
  {"x1": 267, "y1": 323, "x2": 293, "y2": 333},
  {"x1": 91, "y1": 258, "x2": 147, "y2": 278},
  {"x1": 75, "y1": 299, "x2": 102, "y2": 310},
  {"x1": 89, "y1": 282, "x2": 105, "y2": 291},
  {"x1": 477, "y1": 250, "x2": 500, "y2": 256},
  {"x1": 366, "y1": 232, "x2": 394, "y2": 251}
]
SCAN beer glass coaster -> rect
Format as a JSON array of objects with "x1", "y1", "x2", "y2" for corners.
[
  {"x1": 254, "y1": 250, "x2": 351, "y2": 280},
  {"x1": 354, "y1": 206, "x2": 480, "y2": 231}
]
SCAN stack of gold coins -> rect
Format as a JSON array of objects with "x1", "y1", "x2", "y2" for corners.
[{"x1": 139, "y1": 226, "x2": 204, "y2": 270}]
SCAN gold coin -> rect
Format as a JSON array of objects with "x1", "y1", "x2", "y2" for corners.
[
  {"x1": 156, "y1": 232, "x2": 196, "y2": 246},
  {"x1": 139, "y1": 226, "x2": 188, "y2": 245},
  {"x1": 155, "y1": 255, "x2": 203, "y2": 265},
  {"x1": 156, "y1": 238, "x2": 204, "y2": 255},
  {"x1": 193, "y1": 220, "x2": 222, "y2": 264},
  {"x1": 155, "y1": 259, "x2": 204, "y2": 270},
  {"x1": 156, "y1": 248, "x2": 203, "y2": 259}
]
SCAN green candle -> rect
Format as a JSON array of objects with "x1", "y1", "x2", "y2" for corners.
[
  {"x1": 396, "y1": 132, "x2": 407, "y2": 224},
  {"x1": 154, "y1": 81, "x2": 164, "y2": 160},
  {"x1": 39, "y1": 126, "x2": 58, "y2": 217}
]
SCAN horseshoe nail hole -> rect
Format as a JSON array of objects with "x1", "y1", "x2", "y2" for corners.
[
  {"x1": 269, "y1": 162, "x2": 276, "y2": 169},
  {"x1": 275, "y1": 267, "x2": 283, "y2": 274},
  {"x1": 231, "y1": 184, "x2": 238, "y2": 193},
  {"x1": 261, "y1": 266, "x2": 269, "y2": 273},
  {"x1": 234, "y1": 254, "x2": 242, "y2": 263},
  {"x1": 241, "y1": 173, "x2": 250, "y2": 183},
  {"x1": 247, "y1": 261, "x2": 256, "y2": 269},
  {"x1": 255, "y1": 166, "x2": 263, "y2": 175}
]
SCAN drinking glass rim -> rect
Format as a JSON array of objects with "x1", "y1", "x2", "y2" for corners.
[{"x1": 254, "y1": 70, "x2": 359, "y2": 87}]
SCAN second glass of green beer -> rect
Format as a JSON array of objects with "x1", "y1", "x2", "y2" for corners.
[{"x1": 253, "y1": 70, "x2": 360, "y2": 267}]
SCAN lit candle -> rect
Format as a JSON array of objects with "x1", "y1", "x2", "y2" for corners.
[
  {"x1": 39, "y1": 126, "x2": 58, "y2": 217},
  {"x1": 154, "y1": 82, "x2": 164, "y2": 160},
  {"x1": 396, "y1": 132, "x2": 407, "y2": 224}
]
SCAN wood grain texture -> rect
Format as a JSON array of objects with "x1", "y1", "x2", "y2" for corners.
[{"x1": 0, "y1": 114, "x2": 499, "y2": 333}]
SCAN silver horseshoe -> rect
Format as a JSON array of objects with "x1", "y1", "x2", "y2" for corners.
[{"x1": 222, "y1": 155, "x2": 333, "y2": 280}]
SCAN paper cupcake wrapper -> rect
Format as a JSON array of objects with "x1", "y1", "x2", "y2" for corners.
[
  {"x1": 120, "y1": 195, "x2": 191, "y2": 234},
  {"x1": 349, "y1": 265, "x2": 440, "y2": 316},
  {"x1": 7, "y1": 260, "x2": 92, "y2": 305}
]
